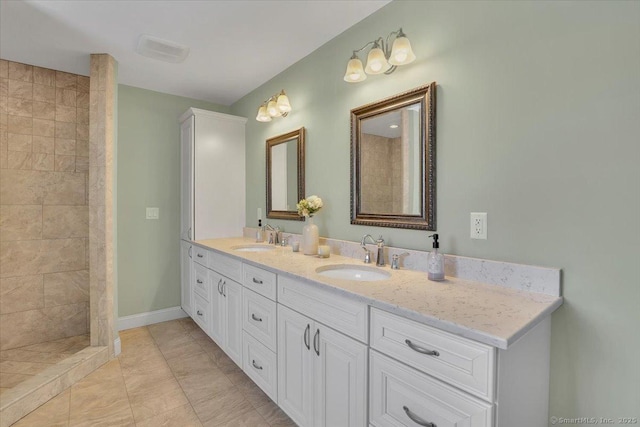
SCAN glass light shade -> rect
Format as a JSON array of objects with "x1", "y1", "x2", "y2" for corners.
[
  {"x1": 343, "y1": 57, "x2": 367, "y2": 82},
  {"x1": 256, "y1": 105, "x2": 271, "y2": 122},
  {"x1": 276, "y1": 92, "x2": 291, "y2": 113},
  {"x1": 365, "y1": 46, "x2": 390, "y2": 75},
  {"x1": 389, "y1": 35, "x2": 416, "y2": 66},
  {"x1": 267, "y1": 99, "x2": 280, "y2": 117}
]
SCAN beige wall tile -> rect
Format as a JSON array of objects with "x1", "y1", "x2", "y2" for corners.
[
  {"x1": 76, "y1": 108, "x2": 89, "y2": 125},
  {"x1": 0, "y1": 60, "x2": 7, "y2": 79},
  {"x1": 0, "y1": 275, "x2": 44, "y2": 314},
  {"x1": 0, "y1": 238, "x2": 85, "y2": 278},
  {"x1": 76, "y1": 123, "x2": 88, "y2": 140},
  {"x1": 0, "y1": 131, "x2": 6, "y2": 150},
  {"x1": 44, "y1": 172, "x2": 86, "y2": 205},
  {"x1": 54, "y1": 155, "x2": 76, "y2": 172},
  {"x1": 0, "y1": 170, "x2": 43, "y2": 204},
  {"x1": 56, "y1": 88, "x2": 76, "y2": 107},
  {"x1": 7, "y1": 115, "x2": 32, "y2": 135},
  {"x1": 0, "y1": 79, "x2": 7, "y2": 98},
  {"x1": 76, "y1": 92, "x2": 89, "y2": 109},
  {"x1": 75, "y1": 139, "x2": 88, "y2": 157},
  {"x1": 44, "y1": 270, "x2": 89, "y2": 307},
  {"x1": 75, "y1": 156, "x2": 89, "y2": 173},
  {"x1": 7, "y1": 151, "x2": 32, "y2": 170},
  {"x1": 0, "y1": 95, "x2": 6, "y2": 114},
  {"x1": 7, "y1": 133, "x2": 32, "y2": 152},
  {"x1": 0, "y1": 112, "x2": 7, "y2": 131},
  {"x1": 32, "y1": 153, "x2": 54, "y2": 171},
  {"x1": 33, "y1": 84, "x2": 55, "y2": 103},
  {"x1": 32, "y1": 119, "x2": 54, "y2": 137},
  {"x1": 8, "y1": 62, "x2": 33, "y2": 82},
  {"x1": 32, "y1": 101, "x2": 55, "y2": 120},
  {"x1": 0, "y1": 303, "x2": 87, "y2": 350},
  {"x1": 0, "y1": 150, "x2": 7, "y2": 169},
  {"x1": 43, "y1": 206, "x2": 88, "y2": 239},
  {"x1": 32, "y1": 136, "x2": 54, "y2": 154},
  {"x1": 8, "y1": 80, "x2": 33, "y2": 100},
  {"x1": 76, "y1": 76, "x2": 90, "y2": 92},
  {"x1": 33, "y1": 67, "x2": 55, "y2": 87},
  {"x1": 0, "y1": 205, "x2": 42, "y2": 241},
  {"x1": 54, "y1": 121, "x2": 75, "y2": 139},
  {"x1": 54, "y1": 138, "x2": 75, "y2": 156},
  {"x1": 56, "y1": 105, "x2": 77, "y2": 123},
  {"x1": 55, "y1": 72, "x2": 76, "y2": 90},
  {"x1": 6, "y1": 97, "x2": 33, "y2": 117}
]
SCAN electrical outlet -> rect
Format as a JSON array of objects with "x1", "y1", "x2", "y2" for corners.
[{"x1": 470, "y1": 212, "x2": 487, "y2": 239}]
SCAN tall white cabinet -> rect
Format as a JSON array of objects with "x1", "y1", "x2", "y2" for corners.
[{"x1": 180, "y1": 108, "x2": 247, "y2": 241}]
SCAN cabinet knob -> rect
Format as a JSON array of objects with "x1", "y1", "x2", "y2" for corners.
[
  {"x1": 403, "y1": 406, "x2": 436, "y2": 427},
  {"x1": 252, "y1": 360, "x2": 263, "y2": 370},
  {"x1": 251, "y1": 313, "x2": 263, "y2": 322},
  {"x1": 405, "y1": 339, "x2": 440, "y2": 357}
]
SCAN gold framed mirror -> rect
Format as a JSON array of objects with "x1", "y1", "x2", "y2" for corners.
[
  {"x1": 266, "y1": 127, "x2": 305, "y2": 220},
  {"x1": 351, "y1": 82, "x2": 436, "y2": 230}
]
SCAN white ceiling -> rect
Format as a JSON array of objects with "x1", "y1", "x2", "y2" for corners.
[{"x1": 0, "y1": 0, "x2": 390, "y2": 106}]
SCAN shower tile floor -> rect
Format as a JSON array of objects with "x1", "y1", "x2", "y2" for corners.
[
  {"x1": 7, "y1": 318, "x2": 296, "y2": 426},
  {"x1": 0, "y1": 334, "x2": 90, "y2": 395}
]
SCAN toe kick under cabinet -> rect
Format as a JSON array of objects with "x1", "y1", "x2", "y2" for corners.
[{"x1": 183, "y1": 247, "x2": 552, "y2": 427}]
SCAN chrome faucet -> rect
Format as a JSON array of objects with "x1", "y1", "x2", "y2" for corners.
[
  {"x1": 264, "y1": 224, "x2": 281, "y2": 245},
  {"x1": 361, "y1": 234, "x2": 385, "y2": 266}
]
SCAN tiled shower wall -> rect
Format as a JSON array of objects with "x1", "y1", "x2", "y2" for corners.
[
  {"x1": 360, "y1": 133, "x2": 403, "y2": 213},
  {"x1": 0, "y1": 59, "x2": 90, "y2": 351}
]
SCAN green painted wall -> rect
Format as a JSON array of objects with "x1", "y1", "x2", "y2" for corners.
[
  {"x1": 117, "y1": 85, "x2": 228, "y2": 317},
  {"x1": 231, "y1": 0, "x2": 639, "y2": 420}
]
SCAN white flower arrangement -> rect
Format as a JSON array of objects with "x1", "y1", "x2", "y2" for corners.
[{"x1": 297, "y1": 195, "x2": 323, "y2": 218}]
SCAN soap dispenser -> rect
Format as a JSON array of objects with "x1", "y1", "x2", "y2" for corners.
[
  {"x1": 427, "y1": 234, "x2": 445, "y2": 281},
  {"x1": 256, "y1": 219, "x2": 264, "y2": 243}
]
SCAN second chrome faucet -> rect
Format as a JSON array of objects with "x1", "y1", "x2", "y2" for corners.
[{"x1": 361, "y1": 234, "x2": 385, "y2": 267}]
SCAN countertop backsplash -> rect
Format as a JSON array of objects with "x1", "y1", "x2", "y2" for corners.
[{"x1": 245, "y1": 227, "x2": 561, "y2": 297}]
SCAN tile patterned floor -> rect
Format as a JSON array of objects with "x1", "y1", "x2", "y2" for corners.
[
  {"x1": 1, "y1": 334, "x2": 90, "y2": 395},
  {"x1": 8, "y1": 319, "x2": 296, "y2": 426}
]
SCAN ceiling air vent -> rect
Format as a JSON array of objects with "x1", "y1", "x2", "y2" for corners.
[{"x1": 136, "y1": 34, "x2": 190, "y2": 63}]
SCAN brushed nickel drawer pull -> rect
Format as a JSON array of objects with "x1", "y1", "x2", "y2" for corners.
[
  {"x1": 217, "y1": 279, "x2": 222, "y2": 295},
  {"x1": 403, "y1": 406, "x2": 436, "y2": 427},
  {"x1": 196, "y1": 310, "x2": 203, "y2": 316},
  {"x1": 405, "y1": 339, "x2": 440, "y2": 356},
  {"x1": 313, "y1": 328, "x2": 320, "y2": 356},
  {"x1": 197, "y1": 253, "x2": 204, "y2": 258},
  {"x1": 252, "y1": 360, "x2": 263, "y2": 370},
  {"x1": 251, "y1": 313, "x2": 263, "y2": 322},
  {"x1": 252, "y1": 278, "x2": 263, "y2": 284},
  {"x1": 222, "y1": 281, "x2": 226, "y2": 297},
  {"x1": 196, "y1": 279, "x2": 203, "y2": 284},
  {"x1": 304, "y1": 324, "x2": 311, "y2": 350}
]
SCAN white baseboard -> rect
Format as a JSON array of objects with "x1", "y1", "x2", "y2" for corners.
[
  {"x1": 118, "y1": 306, "x2": 188, "y2": 331},
  {"x1": 113, "y1": 336, "x2": 121, "y2": 356}
]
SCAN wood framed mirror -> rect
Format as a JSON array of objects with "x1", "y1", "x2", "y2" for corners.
[
  {"x1": 266, "y1": 127, "x2": 305, "y2": 220},
  {"x1": 351, "y1": 82, "x2": 436, "y2": 230}
]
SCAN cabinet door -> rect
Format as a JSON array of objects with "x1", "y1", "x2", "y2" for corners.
[
  {"x1": 180, "y1": 116, "x2": 194, "y2": 240},
  {"x1": 313, "y1": 325, "x2": 368, "y2": 427},
  {"x1": 277, "y1": 305, "x2": 314, "y2": 427},
  {"x1": 223, "y1": 279, "x2": 243, "y2": 367},
  {"x1": 180, "y1": 241, "x2": 193, "y2": 316},
  {"x1": 209, "y1": 271, "x2": 225, "y2": 347}
]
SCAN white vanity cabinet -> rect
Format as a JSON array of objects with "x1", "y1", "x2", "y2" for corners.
[
  {"x1": 180, "y1": 240, "x2": 193, "y2": 316},
  {"x1": 277, "y1": 304, "x2": 368, "y2": 427},
  {"x1": 208, "y1": 269, "x2": 243, "y2": 367},
  {"x1": 179, "y1": 108, "x2": 247, "y2": 241}
]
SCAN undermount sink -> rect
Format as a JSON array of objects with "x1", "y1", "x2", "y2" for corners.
[
  {"x1": 315, "y1": 264, "x2": 391, "y2": 282},
  {"x1": 231, "y1": 244, "x2": 276, "y2": 252}
]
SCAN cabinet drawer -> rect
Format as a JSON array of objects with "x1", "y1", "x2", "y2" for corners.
[
  {"x1": 370, "y1": 351, "x2": 493, "y2": 427},
  {"x1": 371, "y1": 308, "x2": 495, "y2": 401},
  {"x1": 278, "y1": 276, "x2": 368, "y2": 343},
  {"x1": 243, "y1": 289, "x2": 277, "y2": 351},
  {"x1": 193, "y1": 292, "x2": 211, "y2": 334},
  {"x1": 243, "y1": 264, "x2": 277, "y2": 300},
  {"x1": 243, "y1": 331, "x2": 277, "y2": 402},
  {"x1": 193, "y1": 263, "x2": 210, "y2": 301},
  {"x1": 209, "y1": 251, "x2": 242, "y2": 282},
  {"x1": 193, "y1": 246, "x2": 209, "y2": 266}
]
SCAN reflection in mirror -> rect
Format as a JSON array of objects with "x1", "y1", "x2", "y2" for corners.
[
  {"x1": 351, "y1": 83, "x2": 436, "y2": 230},
  {"x1": 267, "y1": 128, "x2": 305, "y2": 220}
]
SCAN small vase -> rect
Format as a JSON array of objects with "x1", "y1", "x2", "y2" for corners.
[{"x1": 302, "y1": 216, "x2": 319, "y2": 255}]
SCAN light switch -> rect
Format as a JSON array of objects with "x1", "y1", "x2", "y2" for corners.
[{"x1": 146, "y1": 207, "x2": 159, "y2": 220}]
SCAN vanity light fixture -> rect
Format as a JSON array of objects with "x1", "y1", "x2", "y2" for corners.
[
  {"x1": 343, "y1": 28, "x2": 416, "y2": 83},
  {"x1": 256, "y1": 90, "x2": 292, "y2": 122}
]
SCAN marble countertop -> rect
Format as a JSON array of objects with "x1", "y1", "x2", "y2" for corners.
[{"x1": 193, "y1": 237, "x2": 563, "y2": 349}]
